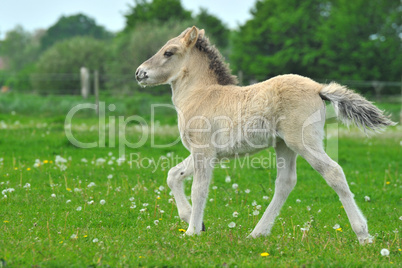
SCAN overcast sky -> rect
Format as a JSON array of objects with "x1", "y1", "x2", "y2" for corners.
[{"x1": 0, "y1": 0, "x2": 256, "y2": 39}]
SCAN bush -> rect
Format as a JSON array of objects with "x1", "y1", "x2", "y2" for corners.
[{"x1": 33, "y1": 37, "x2": 109, "y2": 94}]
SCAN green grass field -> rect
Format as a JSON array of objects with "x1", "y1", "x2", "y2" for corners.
[{"x1": 0, "y1": 93, "x2": 401, "y2": 267}]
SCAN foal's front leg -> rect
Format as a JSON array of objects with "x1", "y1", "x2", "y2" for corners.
[
  {"x1": 186, "y1": 152, "x2": 214, "y2": 235},
  {"x1": 167, "y1": 155, "x2": 193, "y2": 223}
]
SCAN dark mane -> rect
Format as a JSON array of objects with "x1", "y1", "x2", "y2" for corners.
[{"x1": 195, "y1": 36, "x2": 238, "y2": 86}]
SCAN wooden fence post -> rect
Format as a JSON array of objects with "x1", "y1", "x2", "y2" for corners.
[
  {"x1": 80, "y1": 67, "x2": 90, "y2": 99},
  {"x1": 94, "y1": 70, "x2": 99, "y2": 115}
]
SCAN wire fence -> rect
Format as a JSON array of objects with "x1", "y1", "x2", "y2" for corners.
[{"x1": 1, "y1": 72, "x2": 401, "y2": 99}]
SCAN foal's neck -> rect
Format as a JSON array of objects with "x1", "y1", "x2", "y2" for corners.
[{"x1": 170, "y1": 54, "x2": 218, "y2": 108}]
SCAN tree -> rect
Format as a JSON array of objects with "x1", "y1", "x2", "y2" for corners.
[
  {"x1": 33, "y1": 37, "x2": 108, "y2": 94},
  {"x1": 124, "y1": 0, "x2": 192, "y2": 32},
  {"x1": 194, "y1": 8, "x2": 230, "y2": 48},
  {"x1": 231, "y1": 0, "x2": 401, "y2": 89},
  {"x1": 40, "y1": 13, "x2": 112, "y2": 50},
  {"x1": 231, "y1": 0, "x2": 326, "y2": 82},
  {"x1": 0, "y1": 26, "x2": 40, "y2": 72}
]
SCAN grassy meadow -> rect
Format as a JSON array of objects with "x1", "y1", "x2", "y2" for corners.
[{"x1": 0, "y1": 93, "x2": 401, "y2": 267}]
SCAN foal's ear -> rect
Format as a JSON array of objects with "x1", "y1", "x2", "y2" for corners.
[
  {"x1": 199, "y1": 29, "x2": 205, "y2": 39},
  {"x1": 182, "y1": 26, "x2": 199, "y2": 48}
]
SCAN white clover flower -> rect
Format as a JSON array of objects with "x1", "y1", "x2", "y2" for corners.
[
  {"x1": 317, "y1": 209, "x2": 321, "y2": 213},
  {"x1": 93, "y1": 238, "x2": 99, "y2": 243},
  {"x1": 212, "y1": 186, "x2": 218, "y2": 190},
  {"x1": 228, "y1": 222, "x2": 236, "y2": 228},
  {"x1": 55, "y1": 155, "x2": 67, "y2": 164},
  {"x1": 209, "y1": 198, "x2": 214, "y2": 202},
  {"x1": 333, "y1": 224, "x2": 340, "y2": 229},
  {"x1": 143, "y1": 203, "x2": 148, "y2": 207},
  {"x1": 232, "y1": 183, "x2": 238, "y2": 190},
  {"x1": 87, "y1": 182, "x2": 96, "y2": 188},
  {"x1": 74, "y1": 188, "x2": 82, "y2": 192},
  {"x1": 256, "y1": 205, "x2": 262, "y2": 210},
  {"x1": 70, "y1": 234, "x2": 77, "y2": 239},
  {"x1": 252, "y1": 200, "x2": 257, "y2": 206},
  {"x1": 225, "y1": 176, "x2": 231, "y2": 183},
  {"x1": 307, "y1": 206, "x2": 311, "y2": 211},
  {"x1": 380, "y1": 248, "x2": 390, "y2": 256},
  {"x1": 116, "y1": 157, "x2": 125, "y2": 166},
  {"x1": 87, "y1": 200, "x2": 94, "y2": 205},
  {"x1": 232, "y1": 211, "x2": 239, "y2": 217},
  {"x1": 107, "y1": 174, "x2": 113, "y2": 179},
  {"x1": 51, "y1": 193, "x2": 56, "y2": 198},
  {"x1": 154, "y1": 220, "x2": 159, "y2": 225},
  {"x1": 364, "y1": 196, "x2": 371, "y2": 202},
  {"x1": 81, "y1": 158, "x2": 88, "y2": 163},
  {"x1": 263, "y1": 195, "x2": 268, "y2": 200},
  {"x1": 159, "y1": 186, "x2": 165, "y2": 191},
  {"x1": 23, "y1": 183, "x2": 31, "y2": 189},
  {"x1": 140, "y1": 208, "x2": 146, "y2": 212},
  {"x1": 107, "y1": 160, "x2": 114, "y2": 165},
  {"x1": 296, "y1": 199, "x2": 301, "y2": 203},
  {"x1": 129, "y1": 197, "x2": 135, "y2": 202},
  {"x1": 96, "y1": 158, "x2": 106, "y2": 165},
  {"x1": 160, "y1": 210, "x2": 164, "y2": 214},
  {"x1": 130, "y1": 204, "x2": 136, "y2": 209},
  {"x1": 146, "y1": 226, "x2": 151, "y2": 229},
  {"x1": 168, "y1": 198, "x2": 174, "y2": 203},
  {"x1": 76, "y1": 206, "x2": 82, "y2": 211},
  {"x1": 100, "y1": 200, "x2": 106, "y2": 205},
  {"x1": 253, "y1": 210, "x2": 260, "y2": 216},
  {"x1": 399, "y1": 216, "x2": 402, "y2": 221},
  {"x1": 66, "y1": 200, "x2": 71, "y2": 204}
]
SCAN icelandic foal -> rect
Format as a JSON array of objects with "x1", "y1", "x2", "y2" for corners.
[{"x1": 136, "y1": 26, "x2": 395, "y2": 244}]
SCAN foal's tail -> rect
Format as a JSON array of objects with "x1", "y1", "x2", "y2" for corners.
[{"x1": 319, "y1": 82, "x2": 396, "y2": 134}]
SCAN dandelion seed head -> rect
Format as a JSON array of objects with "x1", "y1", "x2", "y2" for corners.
[
  {"x1": 225, "y1": 176, "x2": 231, "y2": 183},
  {"x1": 380, "y1": 248, "x2": 390, "y2": 256},
  {"x1": 228, "y1": 222, "x2": 236, "y2": 228},
  {"x1": 100, "y1": 200, "x2": 106, "y2": 205},
  {"x1": 93, "y1": 238, "x2": 99, "y2": 243},
  {"x1": 364, "y1": 196, "x2": 371, "y2": 202},
  {"x1": 333, "y1": 224, "x2": 340, "y2": 229},
  {"x1": 263, "y1": 195, "x2": 268, "y2": 200},
  {"x1": 245, "y1": 189, "x2": 250, "y2": 194},
  {"x1": 212, "y1": 186, "x2": 218, "y2": 190},
  {"x1": 296, "y1": 199, "x2": 301, "y2": 203},
  {"x1": 232, "y1": 183, "x2": 238, "y2": 190},
  {"x1": 232, "y1": 211, "x2": 239, "y2": 217},
  {"x1": 76, "y1": 206, "x2": 82, "y2": 211},
  {"x1": 51, "y1": 193, "x2": 56, "y2": 198}
]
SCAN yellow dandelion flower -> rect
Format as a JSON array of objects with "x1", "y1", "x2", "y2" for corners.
[
  {"x1": 178, "y1": 229, "x2": 186, "y2": 233},
  {"x1": 260, "y1": 252, "x2": 269, "y2": 257},
  {"x1": 43, "y1": 160, "x2": 49, "y2": 164},
  {"x1": 83, "y1": 235, "x2": 88, "y2": 238},
  {"x1": 157, "y1": 196, "x2": 161, "y2": 200},
  {"x1": 14, "y1": 167, "x2": 18, "y2": 170},
  {"x1": 139, "y1": 256, "x2": 143, "y2": 259},
  {"x1": 4, "y1": 220, "x2": 9, "y2": 223},
  {"x1": 159, "y1": 218, "x2": 162, "y2": 221},
  {"x1": 340, "y1": 206, "x2": 344, "y2": 209},
  {"x1": 336, "y1": 228, "x2": 343, "y2": 232},
  {"x1": 27, "y1": 168, "x2": 31, "y2": 171},
  {"x1": 398, "y1": 249, "x2": 401, "y2": 252},
  {"x1": 386, "y1": 181, "x2": 390, "y2": 185},
  {"x1": 66, "y1": 188, "x2": 71, "y2": 191},
  {"x1": 59, "y1": 241, "x2": 63, "y2": 244},
  {"x1": 49, "y1": 161, "x2": 53, "y2": 164}
]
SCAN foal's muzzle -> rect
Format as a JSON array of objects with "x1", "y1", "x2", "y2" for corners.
[{"x1": 135, "y1": 68, "x2": 148, "y2": 83}]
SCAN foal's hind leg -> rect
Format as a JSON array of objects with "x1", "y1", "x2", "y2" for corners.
[
  {"x1": 250, "y1": 139, "x2": 297, "y2": 238},
  {"x1": 286, "y1": 131, "x2": 370, "y2": 244}
]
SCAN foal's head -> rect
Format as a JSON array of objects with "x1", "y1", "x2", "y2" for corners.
[{"x1": 136, "y1": 26, "x2": 237, "y2": 87}]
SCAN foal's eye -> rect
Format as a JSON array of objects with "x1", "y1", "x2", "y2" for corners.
[{"x1": 164, "y1": 51, "x2": 174, "y2": 57}]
